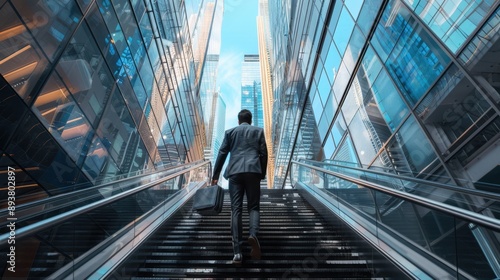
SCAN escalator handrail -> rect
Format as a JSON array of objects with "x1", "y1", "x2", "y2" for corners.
[
  {"x1": 292, "y1": 160, "x2": 500, "y2": 232},
  {"x1": 51, "y1": 181, "x2": 206, "y2": 280},
  {"x1": 0, "y1": 160, "x2": 210, "y2": 247},
  {"x1": 0, "y1": 160, "x2": 204, "y2": 216},
  {"x1": 301, "y1": 159, "x2": 500, "y2": 201}
]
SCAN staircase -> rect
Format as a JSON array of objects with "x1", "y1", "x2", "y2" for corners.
[{"x1": 111, "y1": 189, "x2": 395, "y2": 279}]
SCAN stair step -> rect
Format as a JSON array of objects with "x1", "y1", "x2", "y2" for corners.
[{"x1": 113, "y1": 189, "x2": 383, "y2": 278}]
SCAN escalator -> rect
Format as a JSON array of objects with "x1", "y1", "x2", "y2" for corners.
[
  {"x1": 2, "y1": 159, "x2": 500, "y2": 279},
  {"x1": 24, "y1": 190, "x2": 179, "y2": 278},
  {"x1": 0, "y1": 161, "x2": 211, "y2": 279},
  {"x1": 293, "y1": 159, "x2": 500, "y2": 279},
  {"x1": 108, "y1": 188, "x2": 405, "y2": 279}
]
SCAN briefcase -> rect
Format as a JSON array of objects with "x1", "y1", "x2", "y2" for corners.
[{"x1": 192, "y1": 184, "x2": 224, "y2": 215}]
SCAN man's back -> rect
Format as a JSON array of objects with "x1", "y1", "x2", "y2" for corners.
[{"x1": 213, "y1": 123, "x2": 267, "y2": 180}]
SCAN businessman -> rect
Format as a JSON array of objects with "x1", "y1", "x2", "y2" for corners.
[{"x1": 211, "y1": 109, "x2": 268, "y2": 264}]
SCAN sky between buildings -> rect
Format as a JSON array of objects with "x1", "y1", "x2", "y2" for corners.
[{"x1": 217, "y1": 0, "x2": 259, "y2": 129}]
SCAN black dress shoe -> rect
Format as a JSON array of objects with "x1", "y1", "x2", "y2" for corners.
[
  {"x1": 248, "y1": 235, "x2": 261, "y2": 260},
  {"x1": 232, "y1": 253, "x2": 242, "y2": 264}
]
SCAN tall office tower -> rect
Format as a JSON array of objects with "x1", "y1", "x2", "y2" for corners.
[
  {"x1": 265, "y1": 0, "x2": 500, "y2": 190},
  {"x1": 263, "y1": 0, "x2": 500, "y2": 275},
  {"x1": 201, "y1": 56, "x2": 221, "y2": 148},
  {"x1": 211, "y1": 94, "x2": 226, "y2": 166},
  {"x1": 257, "y1": 0, "x2": 275, "y2": 188},
  {"x1": 203, "y1": 90, "x2": 226, "y2": 165},
  {"x1": 241, "y1": 54, "x2": 265, "y2": 128},
  {"x1": 195, "y1": 0, "x2": 223, "y2": 159},
  {"x1": 0, "y1": 0, "x2": 215, "y2": 197}
]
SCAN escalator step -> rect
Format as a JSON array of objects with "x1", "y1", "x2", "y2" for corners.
[{"x1": 114, "y1": 189, "x2": 386, "y2": 278}]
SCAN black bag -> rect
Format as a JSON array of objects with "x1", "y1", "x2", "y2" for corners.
[{"x1": 192, "y1": 184, "x2": 224, "y2": 215}]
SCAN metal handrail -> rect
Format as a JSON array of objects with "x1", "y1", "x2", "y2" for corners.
[
  {"x1": 301, "y1": 158, "x2": 500, "y2": 201},
  {"x1": 0, "y1": 160, "x2": 203, "y2": 216},
  {"x1": 292, "y1": 160, "x2": 500, "y2": 232},
  {"x1": 51, "y1": 182, "x2": 206, "y2": 280},
  {"x1": 0, "y1": 160, "x2": 210, "y2": 247}
]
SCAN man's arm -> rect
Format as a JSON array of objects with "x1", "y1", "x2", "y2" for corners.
[
  {"x1": 212, "y1": 131, "x2": 230, "y2": 184},
  {"x1": 259, "y1": 129, "x2": 268, "y2": 179}
]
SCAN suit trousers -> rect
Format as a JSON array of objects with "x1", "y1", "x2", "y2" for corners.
[{"x1": 228, "y1": 173, "x2": 261, "y2": 254}]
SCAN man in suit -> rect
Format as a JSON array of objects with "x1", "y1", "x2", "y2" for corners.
[{"x1": 211, "y1": 109, "x2": 268, "y2": 264}]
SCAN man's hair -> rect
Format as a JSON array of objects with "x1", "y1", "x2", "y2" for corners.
[{"x1": 238, "y1": 109, "x2": 252, "y2": 124}]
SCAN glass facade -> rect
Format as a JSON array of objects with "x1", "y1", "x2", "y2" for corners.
[
  {"x1": 0, "y1": 0, "x2": 216, "y2": 201},
  {"x1": 266, "y1": 0, "x2": 326, "y2": 188},
  {"x1": 197, "y1": 1, "x2": 222, "y2": 161},
  {"x1": 265, "y1": 0, "x2": 500, "y2": 190},
  {"x1": 201, "y1": 55, "x2": 220, "y2": 147},
  {"x1": 241, "y1": 54, "x2": 264, "y2": 128},
  {"x1": 211, "y1": 94, "x2": 226, "y2": 166},
  {"x1": 261, "y1": 1, "x2": 500, "y2": 276}
]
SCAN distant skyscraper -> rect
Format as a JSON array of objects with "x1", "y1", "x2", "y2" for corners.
[
  {"x1": 257, "y1": 2, "x2": 275, "y2": 188},
  {"x1": 241, "y1": 55, "x2": 264, "y2": 128},
  {"x1": 212, "y1": 94, "x2": 226, "y2": 165},
  {"x1": 197, "y1": 0, "x2": 223, "y2": 160},
  {"x1": 0, "y1": 0, "x2": 215, "y2": 195}
]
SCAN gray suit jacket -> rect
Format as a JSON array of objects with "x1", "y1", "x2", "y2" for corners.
[{"x1": 212, "y1": 123, "x2": 268, "y2": 180}]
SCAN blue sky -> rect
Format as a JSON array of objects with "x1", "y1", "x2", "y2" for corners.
[{"x1": 217, "y1": 0, "x2": 259, "y2": 129}]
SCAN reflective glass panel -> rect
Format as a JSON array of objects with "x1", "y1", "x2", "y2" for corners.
[
  {"x1": 323, "y1": 40, "x2": 341, "y2": 84},
  {"x1": 11, "y1": 0, "x2": 83, "y2": 61},
  {"x1": 417, "y1": 65, "x2": 491, "y2": 154},
  {"x1": 56, "y1": 21, "x2": 114, "y2": 126},
  {"x1": 33, "y1": 74, "x2": 94, "y2": 165},
  {"x1": 318, "y1": 114, "x2": 329, "y2": 141},
  {"x1": 404, "y1": 0, "x2": 496, "y2": 53},
  {"x1": 317, "y1": 69, "x2": 331, "y2": 105},
  {"x1": 345, "y1": 0, "x2": 364, "y2": 20},
  {"x1": 0, "y1": 3, "x2": 50, "y2": 100},
  {"x1": 129, "y1": 140, "x2": 149, "y2": 174},
  {"x1": 371, "y1": 69, "x2": 409, "y2": 131},
  {"x1": 334, "y1": 136, "x2": 358, "y2": 164},
  {"x1": 393, "y1": 116, "x2": 437, "y2": 174},
  {"x1": 97, "y1": 87, "x2": 139, "y2": 168},
  {"x1": 333, "y1": 62, "x2": 351, "y2": 101},
  {"x1": 351, "y1": 70, "x2": 394, "y2": 146},
  {"x1": 341, "y1": 85, "x2": 359, "y2": 126},
  {"x1": 333, "y1": 6, "x2": 355, "y2": 55},
  {"x1": 343, "y1": 26, "x2": 365, "y2": 73},
  {"x1": 76, "y1": 0, "x2": 92, "y2": 12},
  {"x1": 357, "y1": 0, "x2": 383, "y2": 37},
  {"x1": 323, "y1": 93, "x2": 337, "y2": 124},
  {"x1": 361, "y1": 46, "x2": 383, "y2": 86},
  {"x1": 312, "y1": 91, "x2": 323, "y2": 125},
  {"x1": 7, "y1": 113, "x2": 89, "y2": 193},
  {"x1": 349, "y1": 110, "x2": 379, "y2": 165},
  {"x1": 331, "y1": 116, "x2": 347, "y2": 147},
  {"x1": 324, "y1": 133, "x2": 335, "y2": 159},
  {"x1": 372, "y1": 0, "x2": 451, "y2": 106},
  {"x1": 83, "y1": 135, "x2": 111, "y2": 182}
]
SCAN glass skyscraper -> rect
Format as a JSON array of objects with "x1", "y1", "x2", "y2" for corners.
[
  {"x1": 211, "y1": 94, "x2": 226, "y2": 166},
  {"x1": 257, "y1": 1, "x2": 275, "y2": 188},
  {"x1": 260, "y1": 1, "x2": 500, "y2": 276},
  {"x1": 0, "y1": 0, "x2": 217, "y2": 198},
  {"x1": 197, "y1": 0, "x2": 223, "y2": 149},
  {"x1": 241, "y1": 54, "x2": 264, "y2": 128},
  {"x1": 263, "y1": 0, "x2": 500, "y2": 192}
]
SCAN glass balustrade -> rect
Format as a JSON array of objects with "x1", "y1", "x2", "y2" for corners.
[
  {"x1": 0, "y1": 161, "x2": 210, "y2": 279},
  {"x1": 291, "y1": 160, "x2": 500, "y2": 279}
]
